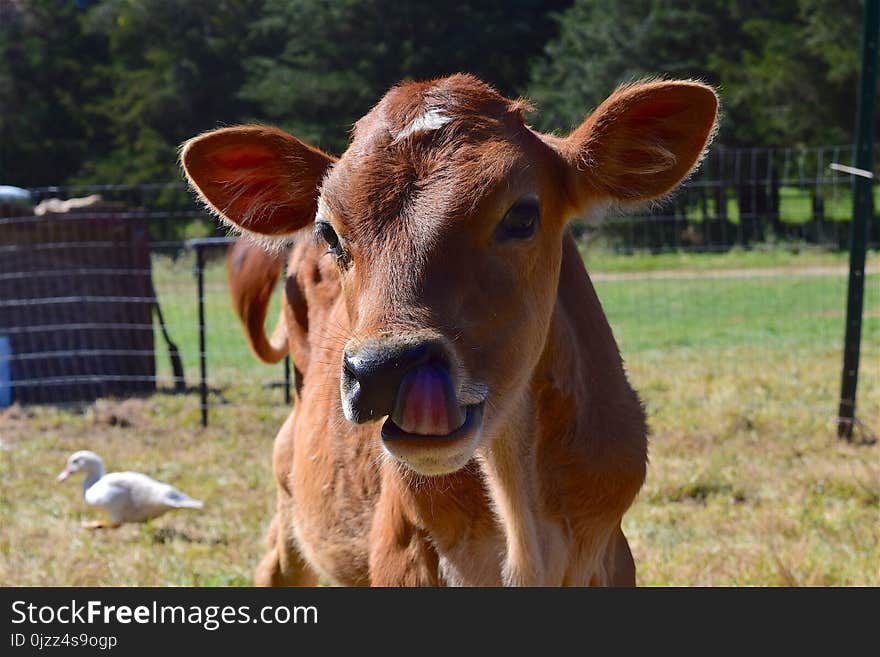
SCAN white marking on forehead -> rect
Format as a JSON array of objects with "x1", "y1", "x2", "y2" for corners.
[
  {"x1": 393, "y1": 108, "x2": 452, "y2": 143},
  {"x1": 316, "y1": 196, "x2": 330, "y2": 220}
]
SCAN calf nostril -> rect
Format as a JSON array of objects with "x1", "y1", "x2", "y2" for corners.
[{"x1": 342, "y1": 351, "x2": 358, "y2": 378}]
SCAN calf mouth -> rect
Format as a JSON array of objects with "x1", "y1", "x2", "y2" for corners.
[
  {"x1": 380, "y1": 402, "x2": 485, "y2": 475},
  {"x1": 379, "y1": 364, "x2": 486, "y2": 475},
  {"x1": 381, "y1": 400, "x2": 484, "y2": 442}
]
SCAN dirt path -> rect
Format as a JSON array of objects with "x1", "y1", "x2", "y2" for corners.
[{"x1": 590, "y1": 263, "x2": 880, "y2": 282}]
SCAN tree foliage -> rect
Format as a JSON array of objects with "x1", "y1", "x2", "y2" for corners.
[
  {"x1": 527, "y1": 0, "x2": 866, "y2": 147},
  {"x1": 240, "y1": 0, "x2": 566, "y2": 153},
  {"x1": 79, "y1": 0, "x2": 264, "y2": 182},
  {"x1": 0, "y1": 0, "x2": 871, "y2": 186},
  {"x1": 0, "y1": 0, "x2": 106, "y2": 186}
]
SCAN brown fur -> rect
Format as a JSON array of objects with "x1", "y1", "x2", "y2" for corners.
[{"x1": 182, "y1": 73, "x2": 718, "y2": 586}]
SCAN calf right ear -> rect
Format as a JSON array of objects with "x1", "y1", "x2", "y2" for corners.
[
  {"x1": 180, "y1": 125, "x2": 336, "y2": 237},
  {"x1": 558, "y1": 80, "x2": 718, "y2": 210}
]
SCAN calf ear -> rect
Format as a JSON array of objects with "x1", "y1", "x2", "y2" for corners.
[
  {"x1": 180, "y1": 125, "x2": 335, "y2": 237},
  {"x1": 559, "y1": 80, "x2": 717, "y2": 209}
]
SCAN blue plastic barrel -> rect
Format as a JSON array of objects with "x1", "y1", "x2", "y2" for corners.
[{"x1": 0, "y1": 336, "x2": 12, "y2": 407}]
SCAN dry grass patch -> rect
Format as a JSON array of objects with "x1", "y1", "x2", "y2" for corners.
[
  {"x1": 0, "y1": 391, "x2": 286, "y2": 586},
  {"x1": 624, "y1": 346, "x2": 879, "y2": 586},
  {"x1": 1, "y1": 252, "x2": 877, "y2": 586}
]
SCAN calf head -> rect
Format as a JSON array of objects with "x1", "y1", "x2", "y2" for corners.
[{"x1": 182, "y1": 74, "x2": 717, "y2": 476}]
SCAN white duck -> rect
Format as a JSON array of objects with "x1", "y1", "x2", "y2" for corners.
[{"x1": 57, "y1": 450, "x2": 203, "y2": 529}]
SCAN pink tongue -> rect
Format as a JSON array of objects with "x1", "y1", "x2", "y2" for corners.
[{"x1": 392, "y1": 365, "x2": 465, "y2": 436}]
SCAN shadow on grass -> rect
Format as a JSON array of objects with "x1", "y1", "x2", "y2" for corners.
[{"x1": 151, "y1": 526, "x2": 227, "y2": 546}]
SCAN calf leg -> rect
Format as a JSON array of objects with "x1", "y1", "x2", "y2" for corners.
[
  {"x1": 368, "y1": 483, "x2": 439, "y2": 587},
  {"x1": 255, "y1": 411, "x2": 319, "y2": 587},
  {"x1": 254, "y1": 512, "x2": 319, "y2": 587},
  {"x1": 606, "y1": 525, "x2": 636, "y2": 587}
]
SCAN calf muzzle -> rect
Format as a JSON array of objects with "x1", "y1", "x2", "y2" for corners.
[{"x1": 341, "y1": 339, "x2": 465, "y2": 435}]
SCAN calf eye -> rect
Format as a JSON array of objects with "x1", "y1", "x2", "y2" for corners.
[
  {"x1": 315, "y1": 221, "x2": 344, "y2": 258},
  {"x1": 497, "y1": 195, "x2": 539, "y2": 241}
]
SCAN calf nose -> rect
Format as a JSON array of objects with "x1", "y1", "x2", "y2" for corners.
[{"x1": 341, "y1": 340, "x2": 444, "y2": 424}]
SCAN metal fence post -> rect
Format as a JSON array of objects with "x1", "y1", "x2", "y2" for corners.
[
  {"x1": 837, "y1": 0, "x2": 879, "y2": 439},
  {"x1": 195, "y1": 245, "x2": 208, "y2": 428}
]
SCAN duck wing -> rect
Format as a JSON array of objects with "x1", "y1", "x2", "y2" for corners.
[
  {"x1": 85, "y1": 472, "x2": 201, "y2": 523},
  {"x1": 83, "y1": 474, "x2": 136, "y2": 522}
]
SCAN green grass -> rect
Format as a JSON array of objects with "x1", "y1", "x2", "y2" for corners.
[
  {"x1": 2, "y1": 248, "x2": 878, "y2": 586},
  {"x1": 151, "y1": 253, "x2": 286, "y2": 390},
  {"x1": 777, "y1": 186, "x2": 814, "y2": 223},
  {"x1": 580, "y1": 243, "x2": 878, "y2": 274},
  {"x1": 599, "y1": 270, "x2": 879, "y2": 353},
  {"x1": 152, "y1": 248, "x2": 878, "y2": 384}
]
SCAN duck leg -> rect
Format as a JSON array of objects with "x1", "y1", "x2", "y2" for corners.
[{"x1": 81, "y1": 520, "x2": 122, "y2": 530}]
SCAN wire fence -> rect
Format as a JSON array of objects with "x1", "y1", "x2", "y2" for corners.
[
  {"x1": 574, "y1": 144, "x2": 880, "y2": 251},
  {"x1": 0, "y1": 145, "x2": 878, "y2": 431}
]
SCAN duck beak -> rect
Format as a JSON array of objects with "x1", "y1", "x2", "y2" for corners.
[{"x1": 57, "y1": 469, "x2": 71, "y2": 482}]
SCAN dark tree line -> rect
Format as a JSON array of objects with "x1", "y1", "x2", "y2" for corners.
[{"x1": 0, "y1": 0, "x2": 871, "y2": 187}]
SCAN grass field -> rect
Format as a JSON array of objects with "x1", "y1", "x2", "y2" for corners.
[{"x1": 1, "y1": 246, "x2": 878, "y2": 586}]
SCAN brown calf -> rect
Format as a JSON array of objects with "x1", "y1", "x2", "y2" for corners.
[{"x1": 182, "y1": 74, "x2": 717, "y2": 586}]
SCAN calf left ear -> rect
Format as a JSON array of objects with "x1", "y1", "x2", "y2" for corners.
[
  {"x1": 559, "y1": 80, "x2": 718, "y2": 209},
  {"x1": 180, "y1": 125, "x2": 335, "y2": 237}
]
